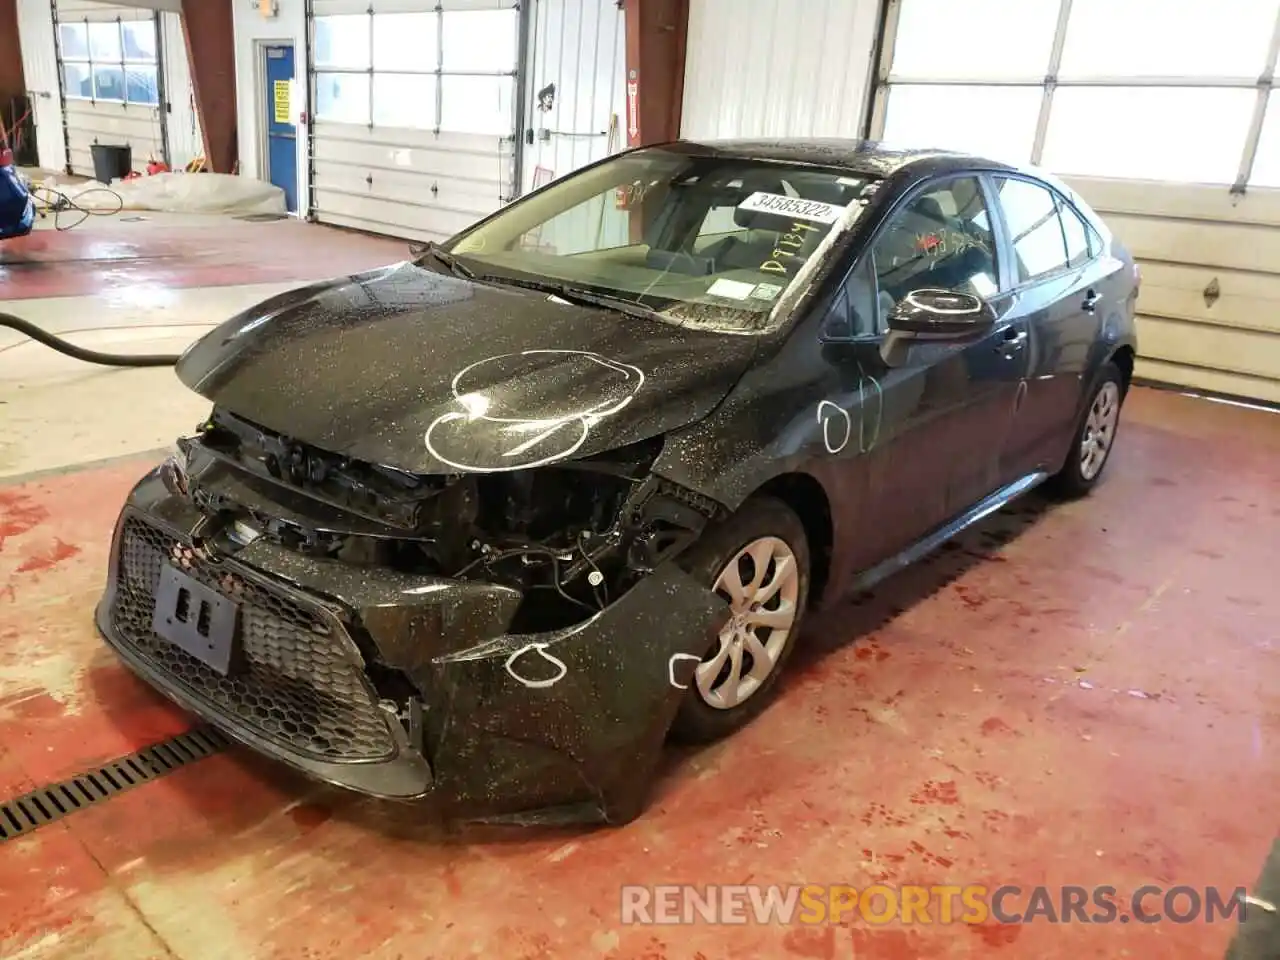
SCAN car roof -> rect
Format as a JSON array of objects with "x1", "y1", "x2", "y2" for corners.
[{"x1": 658, "y1": 137, "x2": 1023, "y2": 179}]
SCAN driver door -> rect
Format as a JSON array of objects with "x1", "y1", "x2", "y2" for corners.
[{"x1": 827, "y1": 175, "x2": 1027, "y2": 551}]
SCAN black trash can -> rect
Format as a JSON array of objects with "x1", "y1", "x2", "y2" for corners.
[{"x1": 90, "y1": 143, "x2": 132, "y2": 183}]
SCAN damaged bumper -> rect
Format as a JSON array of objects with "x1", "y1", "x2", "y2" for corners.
[{"x1": 95, "y1": 468, "x2": 729, "y2": 824}]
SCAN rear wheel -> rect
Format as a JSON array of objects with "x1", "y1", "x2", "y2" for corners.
[
  {"x1": 1048, "y1": 361, "x2": 1125, "y2": 498},
  {"x1": 669, "y1": 497, "x2": 810, "y2": 744}
]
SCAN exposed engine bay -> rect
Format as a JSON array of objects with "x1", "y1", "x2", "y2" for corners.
[{"x1": 164, "y1": 407, "x2": 723, "y2": 633}]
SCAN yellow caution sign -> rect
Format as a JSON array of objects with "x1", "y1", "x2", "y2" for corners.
[{"x1": 273, "y1": 80, "x2": 290, "y2": 124}]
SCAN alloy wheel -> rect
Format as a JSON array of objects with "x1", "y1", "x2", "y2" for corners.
[
  {"x1": 697, "y1": 536, "x2": 800, "y2": 710},
  {"x1": 1080, "y1": 381, "x2": 1121, "y2": 481}
]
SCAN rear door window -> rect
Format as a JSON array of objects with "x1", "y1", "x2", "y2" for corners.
[
  {"x1": 1058, "y1": 196, "x2": 1092, "y2": 269},
  {"x1": 992, "y1": 176, "x2": 1070, "y2": 284}
]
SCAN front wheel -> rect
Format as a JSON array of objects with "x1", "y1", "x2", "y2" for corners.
[
  {"x1": 1048, "y1": 361, "x2": 1125, "y2": 498},
  {"x1": 669, "y1": 497, "x2": 810, "y2": 744}
]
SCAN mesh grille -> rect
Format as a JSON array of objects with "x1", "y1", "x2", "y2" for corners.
[{"x1": 109, "y1": 515, "x2": 396, "y2": 762}]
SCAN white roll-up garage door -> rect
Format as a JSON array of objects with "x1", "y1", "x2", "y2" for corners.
[
  {"x1": 308, "y1": 0, "x2": 521, "y2": 242},
  {"x1": 53, "y1": 1, "x2": 167, "y2": 177},
  {"x1": 870, "y1": 0, "x2": 1280, "y2": 405}
]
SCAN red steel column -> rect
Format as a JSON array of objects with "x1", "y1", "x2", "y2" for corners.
[
  {"x1": 622, "y1": 0, "x2": 689, "y2": 147},
  {"x1": 179, "y1": 0, "x2": 238, "y2": 174}
]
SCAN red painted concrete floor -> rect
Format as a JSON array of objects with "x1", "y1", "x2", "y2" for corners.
[
  {"x1": 1, "y1": 386, "x2": 1277, "y2": 959},
  {"x1": 0, "y1": 217, "x2": 405, "y2": 301}
]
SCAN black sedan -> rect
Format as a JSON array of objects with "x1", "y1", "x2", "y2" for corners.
[{"x1": 95, "y1": 139, "x2": 1138, "y2": 825}]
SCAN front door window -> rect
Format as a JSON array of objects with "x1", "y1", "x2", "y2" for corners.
[{"x1": 871, "y1": 176, "x2": 1000, "y2": 318}]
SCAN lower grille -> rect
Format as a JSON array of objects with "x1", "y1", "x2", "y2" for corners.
[{"x1": 108, "y1": 514, "x2": 396, "y2": 763}]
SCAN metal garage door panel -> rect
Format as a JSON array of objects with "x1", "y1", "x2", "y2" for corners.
[
  {"x1": 1135, "y1": 263, "x2": 1280, "y2": 338},
  {"x1": 311, "y1": 125, "x2": 507, "y2": 186},
  {"x1": 313, "y1": 0, "x2": 515, "y2": 13},
  {"x1": 309, "y1": 192, "x2": 481, "y2": 242},
  {"x1": 308, "y1": 0, "x2": 518, "y2": 241},
  {"x1": 310, "y1": 123, "x2": 512, "y2": 241},
  {"x1": 1066, "y1": 178, "x2": 1280, "y2": 230},
  {"x1": 1134, "y1": 358, "x2": 1280, "y2": 406},
  {"x1": 1102, "y1": 215, "x2": 1280, "y2": 277},
  {"x1": 1066, "y1": 177, "x2": 1280, "y2": 403},
  {"x1": 56, "y1": 1, "x2": 153, "y2": 21},
  {"x1": 313, "y1": 160, "x2": 503, "y2": 225},
  {"x1": 64, "y1": 99, "x2": 163, "y2": 177},
  {"x1": 1137, "y1": 315, "x2": 1280, "y2": 382}
]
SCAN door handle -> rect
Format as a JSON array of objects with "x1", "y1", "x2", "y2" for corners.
[
  {"x1": 1082, "y1": 290, "x2": 1101, "y2": 313},
  {"x1": 996, "y1": 329, "x2": 1027, "y2": 356}
]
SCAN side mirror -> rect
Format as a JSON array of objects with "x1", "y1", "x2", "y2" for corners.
[{"x1": 885, "y1": 288, "x2": 997, "y2": 339}]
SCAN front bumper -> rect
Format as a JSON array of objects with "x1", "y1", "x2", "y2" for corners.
[{"x1": 95, "y1": 468, "x2": 729, "y2": 824}]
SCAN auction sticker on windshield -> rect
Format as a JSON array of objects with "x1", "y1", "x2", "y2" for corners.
[{"x1": 737, "y1": 192, "x2": 847, "y2": 224}]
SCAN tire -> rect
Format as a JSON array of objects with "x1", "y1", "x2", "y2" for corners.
[
  {"x1": 1047, "y1": 361, "x2": 1126, "y2": 499},
  {"x1": 669, "y1": 496, "x2": 810, "y2": 744}
]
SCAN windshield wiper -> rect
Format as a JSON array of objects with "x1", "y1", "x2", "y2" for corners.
[
  {"x1": 417, "y1": 242, "x2": 475, "y2": 280},
  {"x1": 473, "y1": 275, "x2": 661, "y2": 321}
]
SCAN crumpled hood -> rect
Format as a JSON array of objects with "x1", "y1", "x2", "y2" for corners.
[{"x1": 175, "y1": 261, "x2": 758, "y2": 474}]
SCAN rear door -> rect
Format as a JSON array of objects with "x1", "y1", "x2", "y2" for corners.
[{"x1": 986, "y1": 174, "x2": 1106, "y2": 479}]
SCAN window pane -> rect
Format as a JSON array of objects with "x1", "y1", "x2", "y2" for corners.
[
  {"x1": 1251, "y1": 95, "x2": 1280, "y2": 188},
  {"x1": 440, "y1": 75, "x2": 514, "y2": 135},
  {"x1": 1060, "y1": 0, "x2": 1278, "y2": 79},
  {"x1": 125, "y1": 66, "x2": 159, "y2": 105},
  {"x1": 121, "y1": 21, "x2": 157, "y2": 62},
  {"x1": 88, "y1": 22, "x2": 122, "y2": 61},
  {"x1": 1059, "y1": 199, "x2": 1090, "y2": 268},
  {"x1": 891, "y1": 0, "x2": 1058, "y2": 79},
  {"x1": 881, "y1": 84, "x2": 1041, "y2": 165},
  {"x1": 993, "y1": 178, "x2": 1067, "y2": 283},
  {"x1": 63, "y1": 61, "x2": 92, "y2": 99},
  {"x1": 315, "y1": 72, "x2": 370, "y2": 124},
  {"x1": 373, "y1": 12, "x2": 438, "y2": 71},
  {"x1": 1042, "y1": 87, "x2": 1256, "y2": 184},
  {"x1": 314, "y1": 15, "x2": 371, "y2": 70},
  {"x1": 373, "y1": 73, "x2": 437, "y2": 128},
  {"x1": 522, "y1": 190, "x2": 631, "y2": 257},
  {"x1": 872, "y1": 177, "x2": 1000, "y2": 307},
  {"x1": 441, "y1": 10, "x2": 518, "y2": 72},
  {"x1": 59, "y1": 23, "x2": 89, "y2": 59},
  {"x1": 93, "y1": 65, "x2": 126, "y2": 101}
]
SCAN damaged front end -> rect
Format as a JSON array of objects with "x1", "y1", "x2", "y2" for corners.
[{"x1": 95, "y1": 407, "x2": 731, "y2": 824}]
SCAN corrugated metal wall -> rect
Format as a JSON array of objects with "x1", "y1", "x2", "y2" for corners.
[
  {"x1": 679, "y1": 0, "x2": 880, "y2": 140},
  {"x1": 16, "y1": 0, "x2": 66, "y2": 172}
]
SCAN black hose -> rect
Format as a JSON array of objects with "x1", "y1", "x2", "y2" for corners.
[{"x1": 0, "y1": 312, "x2": 180, "y2": 367}]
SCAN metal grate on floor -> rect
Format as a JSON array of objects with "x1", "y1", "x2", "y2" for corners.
[{"x1": 0, "y1": 726, "x2": 230, "y2": 843}]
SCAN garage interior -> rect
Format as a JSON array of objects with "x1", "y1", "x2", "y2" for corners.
[{"x1": 1, "y1": 0, "x2": 1278, "y2": 957}]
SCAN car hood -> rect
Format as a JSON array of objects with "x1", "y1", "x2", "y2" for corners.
[{"x1": 175, "y1": 261, "x2": 758, "y2": 474}]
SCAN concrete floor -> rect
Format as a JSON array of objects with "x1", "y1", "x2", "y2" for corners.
[{"x1": 1, "y1": 209, "x2": 1278, "y2": 960}]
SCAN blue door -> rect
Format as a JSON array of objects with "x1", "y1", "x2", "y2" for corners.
[{"x1": 265, "y1": 44, "x2": 298, "y2": 213}]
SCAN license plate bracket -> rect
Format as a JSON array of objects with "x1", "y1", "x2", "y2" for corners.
[{"x1": 152, "y1": 563, "x2": 242, "y2": 676}]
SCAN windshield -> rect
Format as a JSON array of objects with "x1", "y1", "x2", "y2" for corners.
[{"x1": 443, "y1": 147, "x2": 881, "y2": 333}]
